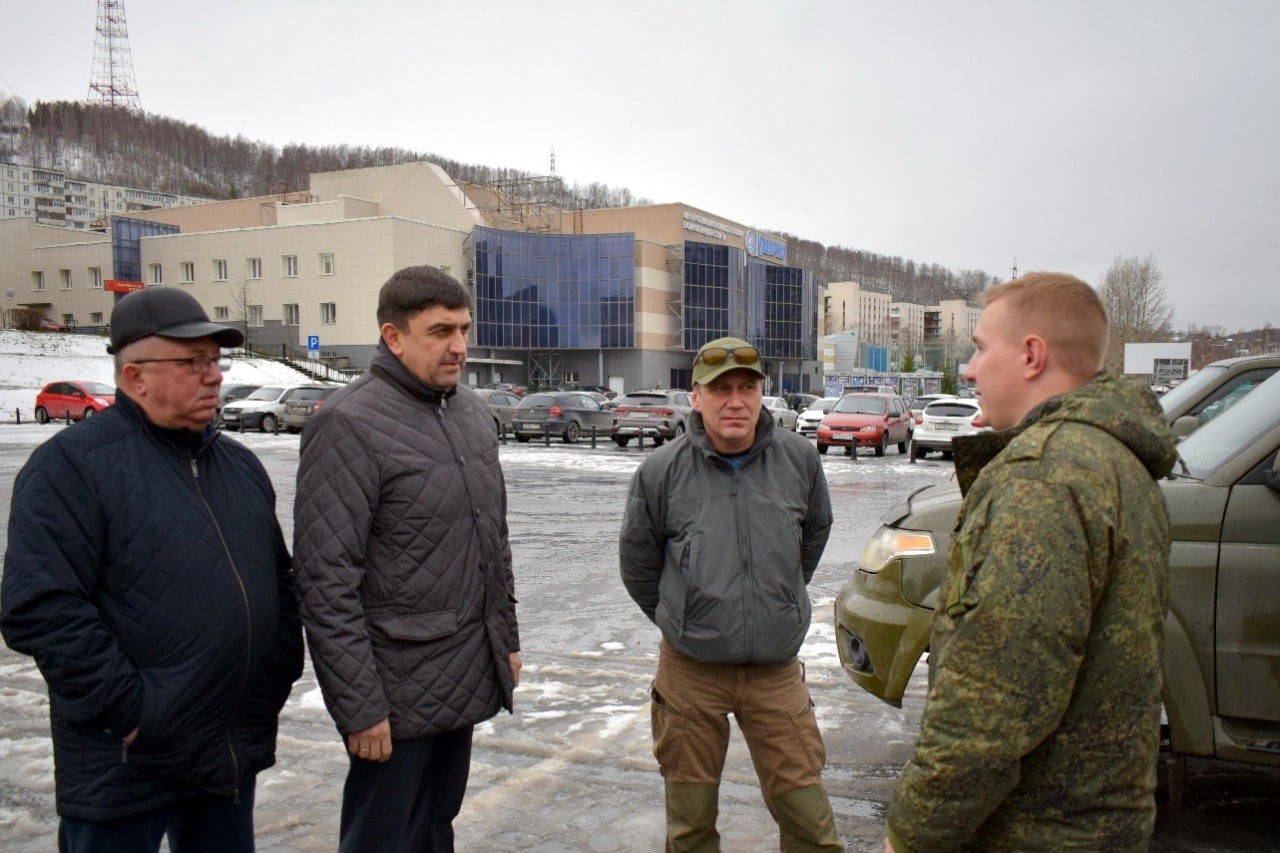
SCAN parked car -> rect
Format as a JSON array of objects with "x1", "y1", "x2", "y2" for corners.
[
  {"x1": 559, "y1": 383, "x2": 618, "y2": 400},
  {"x1": 795, "y1": 397, "x2": 838, "y2": 437},
  {"x1": 611, "y1": 389, "x2": 694, "y2": 447},
  {"x1": 472, "y1": 387, "x2": 523, "y2": 435},
  {"x1": 833, "y1": 368, "x2": 1280, "y2": 803},
  {"x1": 279, "y1": 385, "x2": 340, "y2": 433},
  {"x1": 908, "y1": 393, "x2": 957, "y2": 429},
  {"x1": 33, "y1": 380, "x2": 115, "y2": 423},
  {"x1": 216, "y1": 383, "x2": 260, "y2": 425},
  {"x1": 786, "y1": 392, "x2": 820, "y2": 413},
  {"x1": 220, "y1": 384, "x2": 325, "y2": 433},
  {"x1": 761, "y1": 396, "x2": 799, "y2": 430},
  {"x1": 484, "y1": 381, "x2": 527, "y2": 396},
  {"x1": 910, "y1": 398, "x2": 988, "y2": 459},
  {"x1": 816, "y1": 392, "x2": 911, "y2": 456},
  {"x1": 512, "y1": 391, "x2": 616, "y2": 444},
  {"x1": 1160, "y1": 353, "x2": 1280, "y2": 438},
  {"x1": 39, "y1": 318, "x2": 67, "y2": 331}
]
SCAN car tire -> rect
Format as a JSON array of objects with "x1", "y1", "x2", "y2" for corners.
[
  {"x1": 83, "y1": 408, "x2": 96, "y2": 420},
  {"x1": 674, "y1": 422, "x2": 686, "y2": 437},
  {"x1": 817, "y1": 443, "x2": 828, "y2": 455},
  {"x1": 563, "y1": 421, "x2": 581, "y2": 444},
  {"x1": 35, "y1": 406, "x2": 49, "y2": 424},
  {"x1": 898, "y1": 437, "x2": 908, "y2": 454},
  {"x1": 516, "y1": 435, "x2": 531, "y2": 443},
  {"x1": 613, "y1": 436, "x2": 631, "y2": 447},
  {"x1": 875, "y1": 435, "x2": 887, "y2": 457},
  {"x1": 911, "y1": 443, "x2": 926, "y2": 460},
  {"x1": 652, "y1": 437, "x2": 665, "y2": 448},
  {"x1": 260, "y1": 413, "x2": 277, "y2": 434}
]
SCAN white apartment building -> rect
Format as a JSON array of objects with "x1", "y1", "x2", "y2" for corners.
[{"x1": 2, "y1": 161, "x2": 208, "y2": 230}]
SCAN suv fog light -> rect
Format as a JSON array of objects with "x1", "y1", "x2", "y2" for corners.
[{"x1": 846, "y1": 634, "x2": 873, "y2": 674}]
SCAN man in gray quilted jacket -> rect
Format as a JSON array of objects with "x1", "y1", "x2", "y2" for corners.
[
  {"x1": 620, "y1": 337, "x2": 843, "y2": 851},
  {"x1": 294, "y1": 265, "x2": 521, "y2": 853}
]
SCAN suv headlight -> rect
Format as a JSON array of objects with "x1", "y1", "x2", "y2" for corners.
[{"x1": 858, "y1": 526, "x2": 936, "y2": 573}]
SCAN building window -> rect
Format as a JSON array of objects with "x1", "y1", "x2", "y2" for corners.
[
  {"x1": 214, "y1": 306, "x2": 229, "y2": 320},
  {"x1": 149, "y1": 263, "x2": 163, "y2": 285},
  {"x1": 90, "y1": 312, "x2": 104, "y2": 324},
  {"x1": 60, "y1": 269, "x2": 72, "y2": 290},
  {"x1": 180, "y1": 261, "x2": 195, "y2": 283},
  {"x1": 321, "y1": 302, "x2": 337, "y2": 324},
  {"x1": 282, "y1": 255, "x2": 298, "y2": 277},
  {"x1": 213, "y1": 259, "x2": 228, "y2": 281},
  {"x1": 248, "y1": 305, "x2": 264, "y2": 327},
  {"x1": 319, "y1": 252, "x2": 335, "y2": 276},
  {"x1": 283, "y1": 303, "x2": 300, "y2": 326},
  {"x1": 32, "y1": 271, "x2": 45, "y2": 291},
  {"x1": 247, "y1": 257, "x2": 262, "y2": 279}
]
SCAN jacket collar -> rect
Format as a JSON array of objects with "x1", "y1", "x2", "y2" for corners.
[{"x1": 112, "y1": 389, "x2": 219, "y2": 456}]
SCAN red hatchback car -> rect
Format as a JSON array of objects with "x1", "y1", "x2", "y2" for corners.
[
  {"x1": 816, "y1": 392, "x2": 912, "y2": 457},
  {"x1": 34, "y1": 380, "x2": 116, "y2": 424}
]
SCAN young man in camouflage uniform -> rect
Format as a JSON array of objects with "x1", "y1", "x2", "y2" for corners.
[{"x1": 885, "y1": 272, "x2": 1177, "y2": 852}]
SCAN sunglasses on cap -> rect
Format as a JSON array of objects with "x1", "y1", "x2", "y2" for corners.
[{"x1": 694, "y1": 346, "x2": 760, "y2": 367}]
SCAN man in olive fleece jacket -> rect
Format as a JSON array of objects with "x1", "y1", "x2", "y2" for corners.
[{"x1": 886, "y1": 273, "x2": 1177, "y2": 852}]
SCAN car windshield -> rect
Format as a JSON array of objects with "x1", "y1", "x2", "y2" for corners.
[
  {"x1": 82, "y1": 382, "x2": 114, "y2": 395},
  {"x1": 810, "y1": 399, "x2": 837, "y2": 413},
  {"x1": 834, "y1": 396, "x2": 886, "y2": 415},
  {"x1": 246, "y1": 386, "x2": 285, "y2": 400},
  {"x1": 1176, "y1": 371, "x2": 1280, "y2": 478},
  {"x1": 1159, "y1": 366, "x2": 1227, "y2": 416}
]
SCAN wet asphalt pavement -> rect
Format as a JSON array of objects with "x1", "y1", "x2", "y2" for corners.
[{"x1": 1, "y1": 425, "x2": 1277, "y2": 851}]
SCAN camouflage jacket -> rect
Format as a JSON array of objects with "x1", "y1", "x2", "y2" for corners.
[{"x1": 887, "y1": 372, "x2": 1177, "y2": 852}]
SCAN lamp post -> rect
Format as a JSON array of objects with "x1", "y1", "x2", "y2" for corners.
[{"x1": 5, "y1": 288, "x2": 14, "y2": 329}]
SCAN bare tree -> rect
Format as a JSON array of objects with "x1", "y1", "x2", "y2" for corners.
[
  {"x1": 1099, "y1": 254, "x2": 1173, "y2": 373},
  {"x1": 229, "y1": 278, "x2": 256, "y2": 349}
]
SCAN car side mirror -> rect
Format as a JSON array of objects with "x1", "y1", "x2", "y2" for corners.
[
  {"x1": 1266, "y1": 455, "x2": 1280, "y2": 494},
  {"x1": 1171, "y1": 415, "x2": 1200, "y2": 439}
]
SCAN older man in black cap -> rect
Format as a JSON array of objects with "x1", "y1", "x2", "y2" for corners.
[
  {"x1": 2, "y1": 287, "x2": 303, "y2": 853},
  {"x1": 620, "y1": 336, "x2": 844, "y2": 850}
]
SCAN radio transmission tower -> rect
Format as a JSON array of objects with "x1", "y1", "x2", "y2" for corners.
[{"x1": 87, "y1": 0, "x2": 142, "y2": 111}]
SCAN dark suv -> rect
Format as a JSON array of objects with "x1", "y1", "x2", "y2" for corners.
[
  {"x1": 280, "y1": 385, "x2": 341, "y2": 433},
  {"x1": 611, "y1": 389, "x2": 694, "y2": 447},
  {"x1": 833, "y1": 357, "x2": 1280, "y2": 803}
]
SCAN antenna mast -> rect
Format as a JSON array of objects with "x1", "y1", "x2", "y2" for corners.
[{"x1": 87, "y1": 0, "x2": 142, "y2": 111}]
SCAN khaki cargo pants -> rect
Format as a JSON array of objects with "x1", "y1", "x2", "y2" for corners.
[{"x1": 650, "y1": 639, "x2": 843, "y2": 852}]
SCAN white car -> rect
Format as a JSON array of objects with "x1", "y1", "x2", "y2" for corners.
[
  {"x1": 761, "y1": 396, "x2": 799, "y2": 430},
  {"x1": 795, "y1": 397, "x2": 838, "y2": 436},
  {"x1": 911, "y1": 397, "x2": 989, "y2": 459}
]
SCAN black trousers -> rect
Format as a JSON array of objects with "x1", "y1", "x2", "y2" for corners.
[
  {"x1": 339, "y1": 725, "x2": 475, "y2": 853},
  {"x1": 58, "y1": 784, "x2": 255, "y2": 853}
]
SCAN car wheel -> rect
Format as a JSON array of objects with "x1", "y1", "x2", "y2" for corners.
[
  {"x1": 286, "y1": 426, "x2": 301, "y2": 435},
  {"x1": 83, "y1": 408, "x2": 96, "y2": 420},
  {"x1": 516, "y1": 435, "x2": 531, "y2": 443},
  {"x1": 260, "y1": 413, "x2": 277, "y2": 433},
  {"x1": 563, "y1": 421, "x2": 581, "y2": 444},
  {"x1": 613, "y1": 436, "x2": 631, "y2": 447},
  {"x1": 875, "y1": 435, "x2": 887, "y2": 457},
  {"x1": 912, "y1": 443, "x2": 926, "y2": 460},
  {"x1": 898, "y1": 437, "x2": 908, "y2": 454},
  {"x1": 652, "y1": 437, "x2": 665, "y2": 447},
  {"x1": 817, "y1": 443, "x2": 828, "y2": 455},
  {"x1": 674, "y1": 422, "x2": 686, "y2": 437},
  {"x1": 35, "y1": 406, "x2": 49, "y2": 424}
]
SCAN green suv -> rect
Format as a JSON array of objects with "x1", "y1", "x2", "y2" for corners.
[{"x1": 834, "y1": 356, "x2": 1280, "y2": 798}]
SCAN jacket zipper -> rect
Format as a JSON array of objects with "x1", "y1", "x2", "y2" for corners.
[{"x1": 190, "y1": 456, "x2": 248, "y2": 803}]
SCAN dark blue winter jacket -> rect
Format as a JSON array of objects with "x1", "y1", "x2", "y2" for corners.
[{"x1": 1, "y1": 391, "x2": 303, "y2": 821}]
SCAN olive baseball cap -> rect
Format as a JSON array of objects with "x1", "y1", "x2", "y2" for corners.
[
  {"x1": 691, "y1": 336, "x2": 767, "y2": 385},
  {"x1": 107, "y1": 287, "x2": 244, "y2": 354}
]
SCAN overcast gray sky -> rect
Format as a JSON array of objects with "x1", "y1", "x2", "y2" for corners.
[{"x1": 4, "y1": 1, "x2": 1277, "y2": 333}]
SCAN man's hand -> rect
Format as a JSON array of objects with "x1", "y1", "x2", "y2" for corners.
[
  {"x1": 510, "y1": 652, "x2": 523, "y2": 687},
  {"x1": 347, "y1": 719, "x2": 392, "y2": 762}
]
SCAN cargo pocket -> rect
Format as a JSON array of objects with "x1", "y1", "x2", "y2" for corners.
[{"x1": 649, "y1": 682, "x2": 688, "y2": 777}]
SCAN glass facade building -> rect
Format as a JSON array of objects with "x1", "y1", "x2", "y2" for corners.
[
  {"x1": 473, "y1": 227, "x2": 635, "y2": 349},
  {"x1": 682, "y1": 239, "x2": 817, "y2": 360},
  {"x1": 111, "y1": 216, "x2": 178, "y2": 283}
]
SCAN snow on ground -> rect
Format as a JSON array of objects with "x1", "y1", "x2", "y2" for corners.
[{"x1": 0, "y1": 329, "x2": 321, "y2": 421}]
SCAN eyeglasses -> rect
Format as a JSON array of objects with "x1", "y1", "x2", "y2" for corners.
[
  {"x1": 131, "y1": 355, "x2": 232, "y2": 375},
  {"x1": 694, "y1": 346, "x2": 760, "y2": 367}
]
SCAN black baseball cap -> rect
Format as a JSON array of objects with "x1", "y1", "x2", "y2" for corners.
[{"x1": 107, "y1": 287, "x2": 244, "y2": 354}]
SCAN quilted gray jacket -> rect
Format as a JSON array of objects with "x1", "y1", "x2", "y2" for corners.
[
  {"x1": 294, "y1": 343, "x2": 519, "y2": 739},
  {"x1": 619, "y1": 410, "x2": 832, "y2": 664}
]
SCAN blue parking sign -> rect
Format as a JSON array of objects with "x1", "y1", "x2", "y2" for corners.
[{"x1": 307, "y1": 335, "x2": 320, "y2": 351}]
